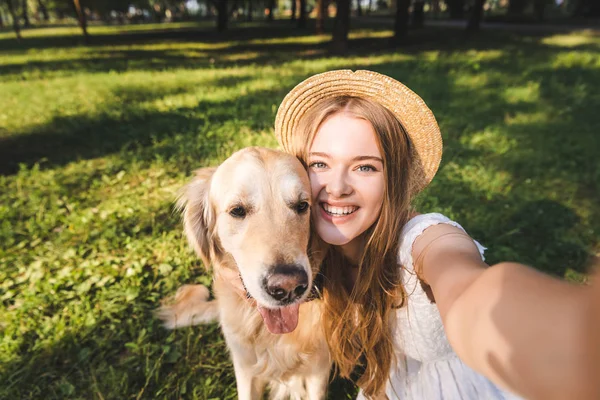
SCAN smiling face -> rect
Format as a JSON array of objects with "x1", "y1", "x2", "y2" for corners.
[{"x1": 308, "y1": 113, "x2": 386, "y2": 262}]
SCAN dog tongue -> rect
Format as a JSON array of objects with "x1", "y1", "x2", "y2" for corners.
[{"x1": 257, "y1": 304, "x2": 300, "y2": 334}]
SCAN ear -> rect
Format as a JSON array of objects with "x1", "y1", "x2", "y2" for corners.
[{"x1": 177, "y1": 167, "x2": 221, "y2": 269}]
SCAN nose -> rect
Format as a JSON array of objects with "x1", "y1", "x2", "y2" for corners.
[
  {"x1": 326, "y1": 168, "x2": 352, "y2": 198},
  {"x1": 263, "y1": 264, "x2": 309, "y2": 303}
]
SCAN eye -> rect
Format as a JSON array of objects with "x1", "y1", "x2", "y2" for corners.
[
  {"x1": 309, "y1": 161, "x2": 327, "y2": 169},
  {"x1": 357, "y1": 164, "x2": 377, "y2": 172},
  {"x1": 229, "y1": 206, "x2": 247, "y2": 218},
  {"x1": 295, "y1": 201, "x2": 310, "y2": 214}
]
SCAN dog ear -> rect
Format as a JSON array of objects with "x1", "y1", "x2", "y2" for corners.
[{"x1": 177, "y1": 167, "x2": 221, "y2": 269}]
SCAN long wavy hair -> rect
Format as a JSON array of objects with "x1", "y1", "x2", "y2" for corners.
[{"x1": 288, "y1": 96, "x2": 414, "y2": 398}]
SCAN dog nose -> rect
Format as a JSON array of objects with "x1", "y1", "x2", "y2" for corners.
[{"x1": 264, "y1": 264, "x2": 309, "y2": 302}]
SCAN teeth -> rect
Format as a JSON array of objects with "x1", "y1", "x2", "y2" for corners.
[{"x1": 323, "y1": 204, "x2": 358, "y2": 216}]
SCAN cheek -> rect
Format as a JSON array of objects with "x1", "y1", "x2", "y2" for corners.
[
  {"x1": 309, "y1": 171, "x2": 322, "y2": 200},
  {"x1": 366, "y1": 179, "x2": 385, "y2": 213}
]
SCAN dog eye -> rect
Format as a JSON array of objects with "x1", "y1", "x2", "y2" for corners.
[
  {"x1": 229, "y1": 206, "x2": 247, "y2": 218},
  {"x1": 295, "y1": 201, "x2": 310, "y2": 214}
]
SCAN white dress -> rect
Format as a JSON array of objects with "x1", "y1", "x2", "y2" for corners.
[{"x1": 357, "y1": 213, "x2": 522, "y2": 400}]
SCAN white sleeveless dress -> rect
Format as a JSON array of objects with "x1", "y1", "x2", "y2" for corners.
[{"x1": 357, "y1": 213, "x2": 522, "y2": 400}]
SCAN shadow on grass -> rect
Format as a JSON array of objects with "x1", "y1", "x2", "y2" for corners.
[{"x1": 0, "y1": 296, "x2": 236, "y2": 399}]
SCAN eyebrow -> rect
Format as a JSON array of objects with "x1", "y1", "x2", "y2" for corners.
[{"x1": 309, "y1": 152, "x2": 383, "y2": 163}]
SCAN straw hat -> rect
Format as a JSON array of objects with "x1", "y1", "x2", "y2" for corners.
[{"x1": 274, "y1": 69, "x2": 443, "y2": 194}]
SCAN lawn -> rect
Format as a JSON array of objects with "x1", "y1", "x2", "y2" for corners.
[{"x1": 0, "y1": 20, "x2": 599, "y2": 399}]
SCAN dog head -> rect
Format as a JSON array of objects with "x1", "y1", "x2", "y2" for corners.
[{"x1": 179, "y1": 147, "x2": 317, "y2": 334}]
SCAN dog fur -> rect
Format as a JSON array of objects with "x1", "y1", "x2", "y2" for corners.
[{"x1": 157, "y1": 147, "x2": 331, "y2": 400}]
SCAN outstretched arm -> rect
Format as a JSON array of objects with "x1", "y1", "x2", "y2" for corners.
[{"x1": 413, "y1": 223, "x2": 599, "y2": 400}]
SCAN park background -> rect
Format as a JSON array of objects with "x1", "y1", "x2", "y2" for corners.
[{"x1": 0, "y1": 0, "x2": 599, "y2": 398}]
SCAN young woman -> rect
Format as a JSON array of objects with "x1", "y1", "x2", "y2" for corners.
[{"x1": 273, "y1": 70, "x2": 599, "y2": 399}]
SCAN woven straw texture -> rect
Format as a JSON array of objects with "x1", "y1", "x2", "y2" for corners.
[{"x1": 275, "y1": 70, "x2": 443, "y2": 194}]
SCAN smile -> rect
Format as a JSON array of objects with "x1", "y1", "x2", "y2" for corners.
[{"x1": 321, "y1": 203, "x2": 359, "y2": 216}]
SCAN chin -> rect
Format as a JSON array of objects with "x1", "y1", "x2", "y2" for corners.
[{"x1": 316, "y1": 227, "x2": 355, "y2": 246}]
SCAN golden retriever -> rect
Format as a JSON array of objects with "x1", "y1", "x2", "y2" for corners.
[{"x1": 157, "y1": 147, "x2": 331, "y2": 400}]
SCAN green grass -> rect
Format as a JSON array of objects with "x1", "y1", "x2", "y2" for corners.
[{"x1": 1, "y1": 20, "x2": 599, "y2": 399}]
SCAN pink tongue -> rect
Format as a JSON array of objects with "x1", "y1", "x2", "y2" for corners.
[{"x1": 257, "y1": 303, "x2": 300, "y2": 334}]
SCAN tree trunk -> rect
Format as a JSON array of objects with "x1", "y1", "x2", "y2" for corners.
[
  {"x1": 393, "y1": 0, "x2": 410, "y2": 45},
  {"x1": 291, "y1": 0, "x2": 297, "y2": 21},
  {"x1": 6, "y1": 0, "x2": 22, "y2": 40},
  {"x1": 466, "y1": 0, "x2": 485, "y2": 31},
  {"x1": 316, "y1": 0, "x2": 326, "y2": 33},
  {"x1": 0, "y1": 9, "x2": 4, "y2": 27},
  {"x1": 411, "y1": 0, "x2": 424, "y2": 27},
  {"x1": 446, "y1": 0, "x2": 464, "y2": 19},
  {"x1": 246, "y1": 0, "x2": 252, "y2": 21},
  {"x1": 267, "y1": 0, "x2": 275, "y2": 21},
  {"x1": 298, "y1": 0, "x2": 306, "y2": 27},
  {"x1": 367, "y1": 0, "x2": 372, "y2": 14},
  {"x1": 216, "y1": 0, "x2": 227, "y2": 30},
  {"x1": 22, "y1": 0, "x2": 30, "y2": 27},
  {"x1": 332, "y1": 0, "x2": 350, "y2": 53},
  {"x1": 533, "y1": 0, "x2": 545, "y2": 21},
  {"x1": 37, "y1": 0, "x2": 49, "y2": 21},
  {"x1": 356, "y1": 0, "x2": 362, "y2": 16},
  {"x1": 507, "y1": 0, "x2": 528, "y2": 15},
  {"x1": 229, "y1": 0, "x2": 238, "y2": 18},
  {"x1": 72, "y1": 0, "x2": 89, "y2": 42}
]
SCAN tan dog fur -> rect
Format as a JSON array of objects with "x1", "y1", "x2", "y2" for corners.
[{"x1": 157, "y1": 147, "x2": 331, "y2": 400}]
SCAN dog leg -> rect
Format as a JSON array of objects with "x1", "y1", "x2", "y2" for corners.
[
  {"x1": 305, "y1": 371, "x2": 329, "y2": 400},
  {"x1": 156, "y1": 284, "x2": 219, "y2": 329},
  {"x1": 228, "y1": 338, "x2": 265, "y2": 400}
]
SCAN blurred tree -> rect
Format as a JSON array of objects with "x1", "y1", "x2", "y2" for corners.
[
  {"x1": 355, "y1": 0, "x2": 362, "y2": 15},
  {"x1": 266, "y1": 0, "x2": 275, "y2": 20},
  {"x1": 71, "y1": 0, "x2": 89, "y2": 41},
  {"x1": 228, "y1": 0, "x2": 238, "y2": 17},
  {"x1": 245, "y1": 0, "x2": 252, "y2": 21},
  {"x1": 215, "y1": 0, "x2": 227, "y2": 30},
  {"x1": 5, "y1": 0, "x2": 22, "y2": 39},
  {"x1": 316, "y1": 0, "x2": 326, "y2": 32},
  {"x1": 445, "y1": 0, "x2": 464, "y2": 18},
  {"x1": 507, "y1": 0, "x2": 527, "y2": 15},
  {"x1": 21, "y1": 0, "x2": 30, "y2": 26},
  {"x1": 291, "y1": 0, "x2": 296, "y2": 20},
  {"x1": 367, "y1": 0, "x2": 372, "y2": 13},
  {"x1": 332, "y1": 0, "x2": 350, "y2": 53},
  {"x1": 532, "y1": 0, "x2": 547, "y2": 20},
  {"x1": 572, "y1": 0, "x2": 600, "y2": 17},
  {"x1": 466, "y1": 0, "x2": 485, "y2": 31},
  {"x1": 36, "y1": 0, "x2": 49, "y2": 21},
  {"x1": 393, "y1": 0, "x2": 410, "y2": 44},
  {"x1": 298, "y1": 0, "x2": 306, "y2": 27},
  {"x1": 412, "y1": 0, "x2": 424, "y2": 27}
]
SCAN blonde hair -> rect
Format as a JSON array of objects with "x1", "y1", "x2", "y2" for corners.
[{"x1": 291, "y1": 97, "x2": 413, "y2": 398}]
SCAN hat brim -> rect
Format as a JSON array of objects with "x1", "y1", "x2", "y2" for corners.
[{"x1": 275, "y1": 70, "x2": 442, "y2": 194}]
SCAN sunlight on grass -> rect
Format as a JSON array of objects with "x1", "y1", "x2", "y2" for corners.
[
  {"x1": 462, "y1": 126, "x2": 519, "y2": 155},
  {"x1": 503, "y1": 82, "x2": 540, "y2": 104},
  {"x1": 541, "y1": 31, "x2": 600, "y2": 48}
]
